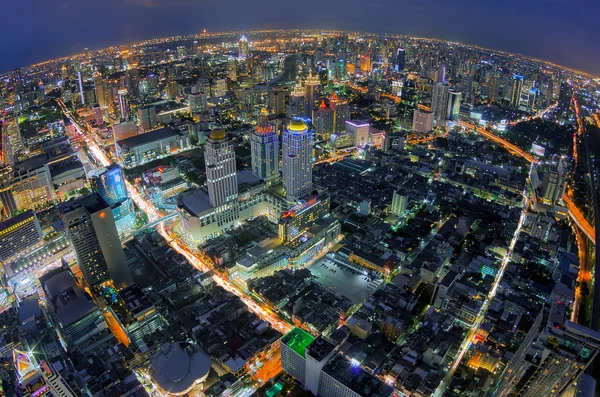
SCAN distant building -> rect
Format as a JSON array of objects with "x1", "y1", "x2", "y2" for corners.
[
  {"x1": 238, "y1": 35, "x2": 249, "y2": 59},
  {"x1": 346, "y1": 120, "x2": 369, "y2": 147},
  {"x1": 330, "y1": 94, "x2": 350, "y2": 133},
  {"x1": 412, "y1": 110, "x2": 434, "y2": 133},
  {"x1": 313, "y1": 101, "x2": 335, "y2": 140},
  {"x1": 446, "y1": 91, "x2": 462, "y2": 120},
  {"x1": 431, "y1": 82, "x2": 450, "y2": 123},
  {"x1": 137, "y1": 105, "x2": 158, "y2": 132}
]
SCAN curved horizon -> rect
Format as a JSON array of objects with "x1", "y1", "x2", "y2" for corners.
[
  {"x1": 1, "y1": 0, "x2": 599, "y2": 76},
  {"x1": 3, "y1": 27, "x2": 598, "y2": 79}
]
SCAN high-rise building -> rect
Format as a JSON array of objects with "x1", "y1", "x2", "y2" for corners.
[
  {"x1": 330, "y1": 93, "x2": 350, "y2": 133},
  {"x1": 446, "y1": 91, "x2": 462, "y2": 120},
  {"x1": 431, "y1": 82, "x2": 450, "y2": 123},
  {"x1": 59, "y1": 194, "x2": 133, "y2": 289},
  {"x1": 496, "y1": 320, "x2": 600, "y2": 397},
  {"x1": 251, "y1": 123, "x2": 279, "y2": 186},
  {"x1": 0, "y1": 166, "x2": 55, "y2": 217},
  {"x1": 118, "y1": 89, "x2": 129, "y2": 120},
  {"x1": 382, "y1": 132, "x2": 406, "y2": 153},
  {"x1": 391, "y1": 191, "x2": 408, "y2": 216},
  {"x1": 90, "y1": 165, "x2": 135, "y2": 233},
  {"x1": 557, "y1": 81, "x2": 573, "y2": 119},
  {"x1": 359, "y1": 55, "x2": 372, "y2": 73},
  {"x1": 304, "y1": 70, "x2": 320, "y2": 118},
  {"x1": 541, "y1": 165, "x2": 563, "y2": 204},
  {"x1": 205, "y1": 130, "x2": 238, "y2": 207},
  {"x1": 13, "y1": 350, "x2": 77, "y2": 397},
  {"x1": 287, "y1": 83, "x2": 305, "y2": 118},
  {"x1": 189, "y1": 92, "x2": 207, "y2": 115},
  {"x1": 412, "y1": 109, "x2": 434, "y2": 133},
  {"x1": 511, "y1": 74, "x2": 524, "y2": 108},
  {"x1": 238, "y1": 35, "x2": 249, "y2": 60},
  {"x1": 137, "y1": 105, "x2": 158, "y2": 132},
  {"x1": 0, "y1": 210, "x2": 43, "y2": 273},
  {"x1": 393, "y1": 48, "x2": 405, "y2": 72},
  {"x1": 280, "y1": 328, "x2": 314, "y2": 386},
  {"x1": 435, "y1": 64, "x2": 446, "y2": 83},
  {"x1": 313, "y1": 100, "x2": 335, "y2": 140},
  {"x1": 282, "y1": 120, "x2": 313, "y2": 201}
]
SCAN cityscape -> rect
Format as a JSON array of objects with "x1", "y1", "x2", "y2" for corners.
[{"x1": 0, "y1": 27, "x2": 599, "y2": 397}]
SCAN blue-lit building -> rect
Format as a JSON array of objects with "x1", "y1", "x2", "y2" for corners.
[{"x1": 90, "y1": 165, "x2": 135, "y2": 233}]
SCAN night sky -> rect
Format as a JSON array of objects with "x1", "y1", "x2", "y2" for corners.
[{"x1": 3, "y1": 0, "x2": 600, "y2": 76}]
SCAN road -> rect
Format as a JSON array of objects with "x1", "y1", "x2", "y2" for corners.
[{"x1": 432, "y1": 195, "x2": 529, "y2": 397}]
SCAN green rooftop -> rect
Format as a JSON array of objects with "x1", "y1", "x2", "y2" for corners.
[
  {"x1": 266, "y1": 382, "x2": 283, "y2": 397},
  {"x1": 281, "y1": 327, "x2": 315, "y2": 358}
]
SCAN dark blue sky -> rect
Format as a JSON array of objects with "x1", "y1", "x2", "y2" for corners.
[{"x1": 3, "y1": 0, "x2": 600, "y2": 76}]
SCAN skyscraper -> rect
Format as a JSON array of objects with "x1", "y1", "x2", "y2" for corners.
[
  {"x1": 557, "y1": 81, "x2": 573, "y2": 119},
  {"x1": 412, "y1": 110, "x2": 434, "y2": 133},
  {"x1": 511, "y1": 74, "x2": 524, "y2": 108},
  {"x1": 446, "y1": 91, "x2": 462, "y2": 120},
  {"x1": 205, "y1": 130, "x2": 238, "y2": 208},
  {"x1": 431, "y1": 82, "x2": 450, "y2": 123},
  {"x1": 287, "y1": 83, "x2": 305, "y2": 118},
  {"x1": 304, "y1": 70, "x2": 320, "y2": 119},
  {"x1": 13, "y1": 350, "x2": 77, "y2": 397},
  {"x1": 59, "y1": 194, "x2": 133, "y2": 289},
  {"x1": 90, "y1": 165, "x2": 135, "y2": 233},
  {"x1": 282, "y1": 120, "x2": 313, "y2": 201},
  {"x1": 393, "y1": 48, "x2": 405, "y2": 72},
  {"x1": 251, "y1": 122, "x2": 279, "y2": 186},
  {"x1": 238, "y1": 35, "x2": 249, "y2": 60},
  {"x1": 137, "y1": 105, "x2": 157, "y2": 132},
  {"x1": 330, "y1": 93, "x2": 350, "y2": 133},
  {"x1": 313, "y1": 100, "x2": 335, "y2": 140},
  {"x1": 118, "y1": 89, "x2": 129, "y2": 120}
]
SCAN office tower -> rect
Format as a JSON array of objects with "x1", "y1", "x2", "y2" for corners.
[
  {"x1": 304, "y1": 70, "x2": 320, "y2": 118},
  {"x1": 313, "y1": 101, "x2": 335, "y2": 140},
  {"x1": 59, "y1": 194, "x2": 133, "y2": 289},
  {"x1": 541, "y1": 165, "x2": 563, "y2": 204},
  {"x1": 330, "y1": 93, "x2": 350, "y2": 133},
  {"x1": 557, "y1": 81, "x2": 573, "y2": 118},
  {"x1": 90, "y1": 165, "x2": 135, "y2": 233},
  {"x1": 412, "y1": 110, "x2": 434, "y2": 133},
  {"x1": 346, "y1": 120, "x2": 370, "y2": 147},
  {"x1": 189, "y1": 92, "x2": 207, "y2": 115},
  {"x1": 137, "y1": 105, "x2": 158, "y2": 132},
  {"x1": 92, "y1": 104, "x2": 103, "y2": 125},
  {"x1": 238, "y1": 35, "x2": 249, "y2": 59},
  {"x1": 272, "y1": 89, "x2": 287, "y2": 115},
  {"x1": 511, "y1": 74, "x2": 524, "y2": 108},
  {"x1": 446, "y1": 91, "x2": 462, "y2": 120},
  {"x1": 205, "y1": 130, "x2": 238, "y2": 207},
  {"x1": 399, "y1": 79, "x2": 419, "y2": 129},
  {"x1": 394, "y1": 48, "x2": 406, "y2": 72},
  {"x1": 391, "y1": 191, "x2": 408, "y2": 216},
  {"x1": 435, "y1": 64, "x2": 446, "y2": 83},
  {"x1": 0, "y1": 210, "x2": 43, "y2": 273},
  {"x1": 496, "y1": 320, "x2": 600, "y2": 397},
  {"x1": 279, "y1": 193, "x2": 330, "y2": 242},
  {"x1": 359, "y1": 55, "x2": 372, "y2": 73},
  {"x1": 287, "y1": 83, "x2": 305, "y2": 118},
  {"x1": 251, "y1": 123, "x2": 279, "y2": 185},
  {"x1": 118, "y1": 89, "x2": 129, "y2": 120},
  {"x1": 431, "y1": 82, "x2": 450, "y2": 123},
  {"x1": 382, "y1": 132, "x2": 406, "y2": 153},
  {"x1": 282, "y1": 120, "x2": 313, "y2": 201},
  {"x1": 13, "y1": 351, "x2": 77, "y2": 397}
]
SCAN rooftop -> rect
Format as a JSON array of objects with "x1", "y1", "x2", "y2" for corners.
[
  {"x1": 281, "y1": 327, "x2": 315, "y2": 358},
  {"x1": 116, "y1": 126, "x2": 178, "y2": 148}
]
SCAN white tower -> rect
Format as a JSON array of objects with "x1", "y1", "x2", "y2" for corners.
[
  {"x1": 282, "y1": 120, "x2": 313, "y2": 201},
  {"x1": 205, "y1": 130, "x2": 238, "y2": 207}
]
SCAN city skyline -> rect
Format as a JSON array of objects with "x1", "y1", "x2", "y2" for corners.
[{"x1": 2, "y1": 0, "x2": 600, "y2": 76}]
